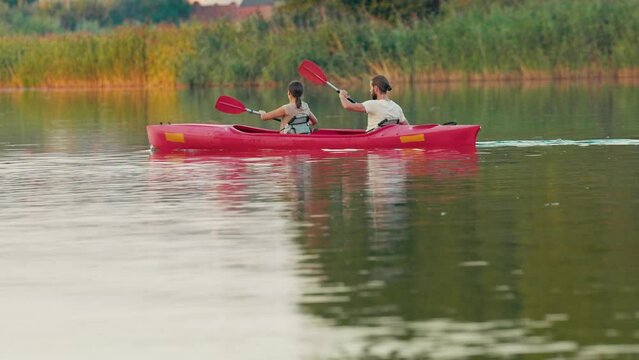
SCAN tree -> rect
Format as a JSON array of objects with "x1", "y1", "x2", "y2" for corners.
[
  {"x1": 0, "y1": 0, "x2": 37, "y2": 7},
  {"x1": 343, "y1": 0, "x2": 441, "y2": 22},
  {"x1": 281, "y1": 0, "x2": 441, "y2": 23},
  {"x1": 108, "y1": 0, "x2": 190, "y2": 26}
]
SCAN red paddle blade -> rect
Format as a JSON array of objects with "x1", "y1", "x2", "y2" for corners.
[
  {"x1": 297, "y1": 60, "x2": 328, "y2": 85},
  {"x1": 215, "y1": 95, "x2": 247, "y2": 114}
]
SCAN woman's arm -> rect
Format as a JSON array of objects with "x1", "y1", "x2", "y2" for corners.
[
  {"x1": 259, "y1": 106, "x2": 286, "y2": 121},
  {"x1": 309, "y1": 111, "x2": 319, "y2": 126}
]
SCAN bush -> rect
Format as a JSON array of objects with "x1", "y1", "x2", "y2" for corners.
[{"x1": 0, "y1": 0, "x2": 638, "y2": 87}]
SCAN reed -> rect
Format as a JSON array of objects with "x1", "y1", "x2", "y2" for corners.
[
  {"x1": 0, "y1": 0, "x2": 637, "y2": 88},
  {"x1": 160, "y1": 0, "x2": 639, "y2": 85}
]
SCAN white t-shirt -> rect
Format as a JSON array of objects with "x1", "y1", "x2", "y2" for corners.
[{"x1": 362, "y1": 99, "x2": 407, "y2": 131}]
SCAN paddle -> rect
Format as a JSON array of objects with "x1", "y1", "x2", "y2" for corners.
[
  {"x1": 297, "y1": 60, "x2": 356, "y2": 103},
  {"x1": 214, "y1": 95, "x2": 280, "y2": 122}
]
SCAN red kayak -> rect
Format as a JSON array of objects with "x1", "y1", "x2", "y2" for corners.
[{"x1": 147, "y1": 123, "x2": 480, "y2": 152}]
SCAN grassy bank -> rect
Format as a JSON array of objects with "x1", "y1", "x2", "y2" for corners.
[
  {"x1": 1, "y1": 0, "x2": 638, "y2": 88},
  {"x1": 0, "y1": 25, "x2": 195, "y2": 87}
]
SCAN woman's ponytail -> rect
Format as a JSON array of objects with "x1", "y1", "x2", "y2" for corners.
[{"x1": 288, "y1": 80, "x2": 304, "y2": 109}]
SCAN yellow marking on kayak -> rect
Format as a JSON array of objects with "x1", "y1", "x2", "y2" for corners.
[
  {"x1": 400, "y1": 134, "x2": 425, "y2": 143},
  {"x1": 165, "y1": 132, "x2": 185, "y2": 143}
]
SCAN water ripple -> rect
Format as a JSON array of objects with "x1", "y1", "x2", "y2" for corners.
[{"x1": 478, "y1": 138, "x2": 639, "y2": 148}]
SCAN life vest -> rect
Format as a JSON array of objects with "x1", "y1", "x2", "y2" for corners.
[
  {"x1": 367, "y1": 118, "x2": 401, "y2": 132},
  {"x1": 281, "y1": 114, "x2": 312, "y2": 134}
]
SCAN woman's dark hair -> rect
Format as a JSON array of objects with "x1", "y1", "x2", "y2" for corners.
[
  {"x1": 288, "y1": 80, "x2": 304, "y2": 109},
  {"x1": 371, "y1": 75, "x2": 392, "y2": 93}
]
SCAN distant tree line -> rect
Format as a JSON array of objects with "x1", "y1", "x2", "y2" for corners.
[
  {"x1": 2, "y1": 0, "x2": 38, "y2": 6},
  {"x1": 279, "y1": 0, "x2": 441, "y2": 23},
  {"x1": 0, "y1": 0, "x2": 190, "y2": 34},
  {"x1": 2, "y1": 0, "x2": 636, "y2": 88},
  {"x1": 0, "y1": 0, "x2": 545, "y2": 36},
  {"x1": 278, "y1": 0, "x2": 534, "y2": 23}
]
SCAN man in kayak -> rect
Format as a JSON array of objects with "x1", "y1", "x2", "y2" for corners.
[
  {"x1": 338, "y1": 75, "x2": 409, "y2": 132},
  {"x1": 259, "y1": 80, "x2": 319, "y2": 134}
]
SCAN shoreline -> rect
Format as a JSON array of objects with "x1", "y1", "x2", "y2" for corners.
[
  {"x1": 2, "y1": 1, "x2": 637, "y2": 91},
  {"x1": 1, "y1": 70, "x2": 638, "y2": 91}
]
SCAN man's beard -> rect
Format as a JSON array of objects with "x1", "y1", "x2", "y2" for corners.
[{"x1": 371, "y1": 92, "x2": 377, "y2": 100}]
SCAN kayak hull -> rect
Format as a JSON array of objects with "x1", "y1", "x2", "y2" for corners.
[{"x1": 147, "y1": 123, "x2": 480, "y2": 152}]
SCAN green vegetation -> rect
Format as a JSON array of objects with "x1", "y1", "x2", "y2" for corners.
[
  {"x1": 0, "y1": 0, "x2": 638, "y2": 88},
  {"x1": 0, "y1": 0, "x2": 190, "y2": 35},
  {"x1": 0, "y1": 26, "x2": 194, "y2": 87},
  {"x1": 280, "y1": 0, "x2": 441, "y2": 23}
]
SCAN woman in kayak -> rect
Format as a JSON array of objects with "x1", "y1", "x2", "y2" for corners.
[
  {"x1": 338, "y1": 75, "x2": 408, "y2": 132},
  {"x1": 259, "y1": 80, "x2": 319, "y2": 134}
]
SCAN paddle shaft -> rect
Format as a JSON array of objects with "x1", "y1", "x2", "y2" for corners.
[
  {"x1": 245, "y1": 107, "x2": 260, "y2": 115},
  {"x1": 326, "y1": 81, "x2": 356, "y2": 104},
  {"x1": 246, "y1": 106, "x2": 281, "y2": 122},
  {"x1": 215, "y1": 95, "x2": 281, "y2": 122},
  {"x1": 297, "y1": 60, "x2": 357, "y2": 103}
]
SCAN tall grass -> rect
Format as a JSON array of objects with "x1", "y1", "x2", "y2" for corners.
[
  {"x1": 182, "y1": 0, "x2": 639, "y2": 85},
  {"x1": 0, "y1": 0, "x2": 637, "y2": 88},
  {"x1": 0, "y1": 25, "x2": 195, "y2": 88}
]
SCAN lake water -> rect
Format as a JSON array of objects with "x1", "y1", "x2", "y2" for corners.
[{"x1": 1, "y1": 82, "x2": 639, "y2": 359}]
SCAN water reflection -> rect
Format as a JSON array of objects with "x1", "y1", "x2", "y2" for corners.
[
  {"x1": 3, "y1": 83, "x2": 639, "y2": 359},
  {"x1": 150, "y1": 147, "x2": 479, "y2": 244},
  {"x1": 1, "y1": 148, "x2": 306, "y2": 360},
  {"x1": 143, "y1": 146, "x2": 639, "y2": 359},
  {"x1": 3, "y1": 82, "x2": 639, "y2": 152}
]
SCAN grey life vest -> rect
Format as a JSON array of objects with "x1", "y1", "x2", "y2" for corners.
[
  {"x1": 366, "y1": 118, "x2": 400, "y2": 132},
  {"x1": 282, "y1": 114, "x2": 312, "y2": 134}
]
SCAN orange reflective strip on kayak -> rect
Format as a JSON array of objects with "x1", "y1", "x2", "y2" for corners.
[
  {"x1": 400, "y1": 134, "x2": 425, "y2": 143},
  {"x1": 165, "y1": 132, "x2": 185, "y2": 143}
]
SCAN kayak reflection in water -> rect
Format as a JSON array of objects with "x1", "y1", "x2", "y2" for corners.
[
  {"x1": 258, "y1": 80, "x2": 319, "y2": 134},
  {"x1": 338, "y1": 75, "x2": 409, "y2": 132}
]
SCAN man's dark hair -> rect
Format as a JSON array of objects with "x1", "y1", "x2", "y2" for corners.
[{"x1": 371, "y1": 75, "x2": 392, "y2": 93}]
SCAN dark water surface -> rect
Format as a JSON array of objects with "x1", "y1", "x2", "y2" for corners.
[{"x1": 1, "y1": 83, "x2": 639, "y2": 359}]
